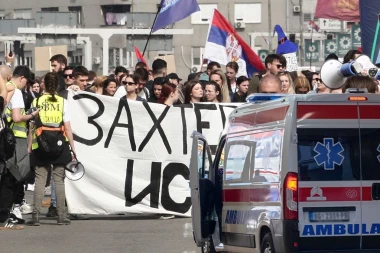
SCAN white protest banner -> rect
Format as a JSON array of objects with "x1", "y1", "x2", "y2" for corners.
[
  {"x1": 284, "y1": 52, "x2": 298, "y2": 71},
  {"x1": 65, "y1": 91, "x2": 239, "y2": 217}
]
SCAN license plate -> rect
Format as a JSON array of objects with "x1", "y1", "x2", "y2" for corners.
[{"x1": 309, "y1": 211, "x2": 349, "y2": 222}]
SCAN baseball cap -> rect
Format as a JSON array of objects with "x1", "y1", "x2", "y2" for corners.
[
  {"x1": 199, "y1": 73, "x2": 209, "y2": 82},
  {"x1": 168, "y1": 73, "x2": 182, "y2": 81}
]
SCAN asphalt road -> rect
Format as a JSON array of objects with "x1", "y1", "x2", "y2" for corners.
[{"x1": 1, "y1": 191, "x2": 199, "y2": 253}]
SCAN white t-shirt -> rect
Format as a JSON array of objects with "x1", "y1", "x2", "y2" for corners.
[
  {"x1": 114, "y1": 86, "x2": 126, "y2": 98},
  {"x1": 8, "y1": 89, "x2": 25, "y2": 110},
  {"x1": 63, "y1": 99, "x2": 70, "y2": 122}
]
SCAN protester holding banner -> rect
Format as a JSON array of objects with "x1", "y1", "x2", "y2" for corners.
[
  {"x1": 209, "y1": 69, "x2": 231, "y2": 102},
  {"x1": 72, "y1": 66, "x2": 89, "y2": 91},
  {"x1": 91, "y1": 75, "x2": 107, "y2": 94},
  {"x1": 27, "y1": 72, "x2": 75, "y2": 226},
  {"x1": 102, "y1": 78, "x2": 117, "y2": 97},
  {"x1": 204, "y1": 81, "x2": 222, "y2": 103},
  {"x1": 183, "y1": 81, "x2": 204, "y2": 104},
  {"x1": 122, "y1": 74, "x2": 144, "y2": 102},
  {"x1": 148, "y1": 77, "x2": 165, "y2": 103},
  {"x1": 158, "y1": 82, "x2": 180, "y2": 106}
]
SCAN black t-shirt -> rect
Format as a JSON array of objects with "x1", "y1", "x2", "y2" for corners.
[{"x1": 232, "y1": 92, "x2": 247, "y2": 103}]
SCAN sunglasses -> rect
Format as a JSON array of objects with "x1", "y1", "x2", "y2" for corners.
[
  {"x1": 122, "y1": 81, "x2": 135, "y2": 85},
  {"x1": 63, "y1": 74, "x2": 73, "y2": 79},
  {"x1": 297, "y1": 90, "x2": 309, "y2": 94},
  {"x1": 275, "y1": 64, "x2": 284, "y2": 69},
  {"x1": 313, "y1": 78, "x2": 322, "y2": 82}
]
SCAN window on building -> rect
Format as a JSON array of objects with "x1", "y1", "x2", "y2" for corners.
[
  {"x1": 41, "y1": 7, "x2": 59, "y2": 12},
  {"x1": 68, "y1": 6, "x2": 83, "y2": 25},
  {"x1": 303, "y1": 13, "x2": 313, "y2": 22},
  {"x1": 191, "y1": 4, "x2": 217, "y2": 24},
  {"x1": 14, "y1": 9, "x2": 32, "y2": 19},
  {"x1": 234, "y1": 3, "x2": 261, "y2": 23},
  {"x1": 102, "y1": 5, "x2": 130, "y2": 26}
]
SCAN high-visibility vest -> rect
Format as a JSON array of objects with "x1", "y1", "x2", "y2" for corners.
[
  {"x1": 31, "y1": 94, "x2": 68, "y2": 150},
  {"x1": 5, "y1": 81, "x2": 28, "y2": 138}
]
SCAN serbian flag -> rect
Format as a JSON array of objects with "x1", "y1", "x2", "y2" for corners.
[
  {"x1": 309, "y1": 20, "x2": 320, "y2": 32},
  {"x1": 314, "y1": 0, "x2": 360, "y2": 22},
  {"x1": 134, "y1": 46, "x2": 148, "y2": 67},
  {"x1": 152, "y1": 0, "x2": 200, "y2": 33},
  {"x1": 203, "y1": 9, "x2": 265, "y2": 77}
]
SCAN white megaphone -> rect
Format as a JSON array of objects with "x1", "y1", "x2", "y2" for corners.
[
  {"x1": 320, "y1": 59, "x2": 346, "y2": 89},
  {"x1": 65, "y1": 151, "x2": 85, "y2": 181},
  {"x1": 353, "y1": 54, "x2": 380, "y2": 79}
]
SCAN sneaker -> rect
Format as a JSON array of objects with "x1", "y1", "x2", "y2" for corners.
[
  {"x1": 26, "y1": 184, "x2": 35, "y2": 192},
  {"x1": 0, "y1": 218, "x2": 24, "y2": 230},
  {"x1": 46, "y1": 205, "x2": 57, "y2": 217},
  {"x1": 10, "y1": 207, "x2": 25, "y2": 224},
  {"x1": 158, "y1": 214, "x2": 175, "y2": 220},
  {"x1": 20, "y1": 204, "x2": 33, "y2": 215}
]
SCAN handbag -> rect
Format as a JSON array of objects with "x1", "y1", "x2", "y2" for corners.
[
  {"x1": 0, "y1": 114, "x2": 16, "y2": 161},
  {"x1": 6, "y1": 150, "x2": 31, "y2": 182}
]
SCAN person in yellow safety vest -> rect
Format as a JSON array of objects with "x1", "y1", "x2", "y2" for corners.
[
  {"x1": 4, "y1": 66, "x2": 39, "y2": 225},
  {"x1": 26, "y1": 72, "x2": 75, "y2": 226}
]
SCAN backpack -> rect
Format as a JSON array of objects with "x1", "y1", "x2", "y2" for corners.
[{"x1": 34, "y1": 97, "x2": 66, "y2": 158}]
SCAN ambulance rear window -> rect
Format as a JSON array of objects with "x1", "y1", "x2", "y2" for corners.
[{"x1": 297, "y1": 128, "x2": 360, "y2": 181}]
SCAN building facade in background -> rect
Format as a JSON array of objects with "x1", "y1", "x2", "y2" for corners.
[{"x1": 0, "y1": 0, "x2": 358, "y2": 78}]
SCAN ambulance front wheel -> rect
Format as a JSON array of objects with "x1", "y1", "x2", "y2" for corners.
[{"x1": 261, "y1": 232, "x2": 276, "y2": 253}]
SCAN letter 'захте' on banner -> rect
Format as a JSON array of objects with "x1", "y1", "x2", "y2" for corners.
[{"x1": 65, "y1": 90, "x2": 239, "y2": 217}]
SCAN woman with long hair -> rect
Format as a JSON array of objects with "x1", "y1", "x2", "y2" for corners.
[
  {"x1": 158, "y1": 82, "x2": 180, "y2": 106},
  {"x1": 278, "y1": 72, "x2": 295, "y2": 94},
  {"x1": 204, "y1": 81, "x2": 222, "y2": 103},
  {"x1": 226, "y1": 61, "x2": 239, "y2": 92},
  {"x1": 294, "y1": 76, "x2": 311, "y2": 94},
  {"x1": 27, "y1": 72, "x2": 75, "y2": 226},
  {"x1": 123, "y1": 74, "x2": 144, "y2": 101},
  {"x1": 183, "y1": 81, "x2": 203, "y2": 104},
  {"x1": 209, "y1": 69, "x2": 231, "y2": 102},
  {"x1": 90, "y1": 75, "x2": 107, "y2": 94},
  {"x1": 102, "y1": 78, "x2": 117, "y2": 96}
]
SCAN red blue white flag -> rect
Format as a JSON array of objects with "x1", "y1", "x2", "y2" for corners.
[{"x1": 203, "y1": 9, "x2": 265, "y2": 77}]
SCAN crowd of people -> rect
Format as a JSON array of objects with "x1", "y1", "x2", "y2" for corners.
[{"x1": 0, "y1": 46, "x2": 377, "y2": 230}]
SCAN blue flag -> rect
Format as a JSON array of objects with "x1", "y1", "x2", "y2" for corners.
[
  {"x1": 152, "y1": 0, "x2": 200, "y2": 33},
  {"x1": 359, "y1": 0, "x2": 380, "y2": 61}
]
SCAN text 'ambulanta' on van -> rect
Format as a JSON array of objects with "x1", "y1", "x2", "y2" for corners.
[{"x1": 189, "y1": 93, "x2": 380, "y2": 253}]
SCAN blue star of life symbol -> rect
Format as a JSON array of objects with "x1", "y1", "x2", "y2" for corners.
[
  {"x1": 313, "y1": 138, "x2": 345, "y2": 170},
  {"x1": 377, "y1": 144, "x2": 380, "y2": 163}
]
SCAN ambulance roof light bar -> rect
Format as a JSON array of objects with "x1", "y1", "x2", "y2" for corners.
[{"x1": 246, "y1": 94, "x2": 287, "y2": 104}]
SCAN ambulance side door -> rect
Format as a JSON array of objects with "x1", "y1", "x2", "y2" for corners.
[
  {"x1": 189, "y1": 131, "x2": 216, "y2": 247},
  {"x1": 359, "y1": 103, "x2": 380, "y2": 249}
]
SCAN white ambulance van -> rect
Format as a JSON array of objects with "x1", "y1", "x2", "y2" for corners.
[{"x1": 190, "y1": 93, "x2": 380, "y2": 253}]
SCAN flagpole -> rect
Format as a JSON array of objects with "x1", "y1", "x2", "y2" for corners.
[
  {"x1": 370, "y1": 14, "x2": 380, "y2": 62},
  {"x1": 142, "y1": 5, "x2": 162, "y2": 57}
]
